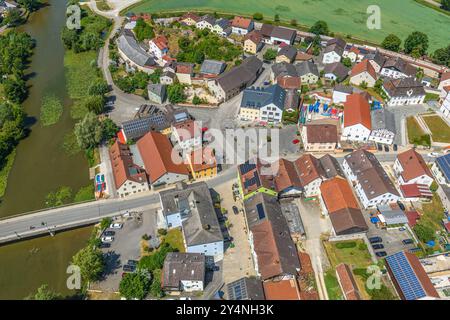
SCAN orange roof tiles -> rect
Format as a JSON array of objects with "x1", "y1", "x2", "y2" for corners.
[
  {"x1": 344, "y1": 93, "x2": 372, "y2": 130},
  {"x1": 244, "y1": 30, "x2": 262, "y2": 44},
  {"x1": 320, "y1": 177, "x2": 360, "y2": 213},
  {"x1": 232, "y1": 16, "x2": 252, "y2": 29},
  {"x1": 350, "y1": 59, "x2": 377, "y2": 80},
  {"x1": 335, "y1": 263, "x2": 362, "y2": 300},
  {"x1": 273, "y1": 158, "x2": 302, "y2": 192},
  {"x1": 152, "y1": 35, "x2": 168, "y2": 50},
  {"x1": 189, "y1": 147, "x2": 216, "y2": 173},
  {"x1": 263, "y1": 279, "x2": 301, "y2": 300},
  {"x1": 294, "y1": 154, "x2": 324, "y2": 187},
  {"x1": 397, "y1": 148, "x2": 433, "y2": 182},
  {"x1": 109, "y1": 140, "x2": 147, "y2": 189},
  {"x1": 137, "y1": 131, "x2": 188, "y2": 183}
]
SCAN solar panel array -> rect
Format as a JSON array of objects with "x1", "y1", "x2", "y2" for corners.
[
  {"x1": 256, "y1": 203, "x2": 266, "y2": 220},
  {"x1": 227, "y1": 278, "x2": 248, "y2": 300},
  {"x1": 122, "y1": 115, "x2": 167, "y2": 140},
  {"x1": 239, "y1": 162, "x2": 256, "y2": 175},
  {"x1": 243, "y1": 173, "x2": 261, "y2": 189},
  {"x1": 386, "y1": 252, "x2": 426, "y2": 300},
  {"x1": 436, "y1": 154, "x2": 450, "y2": 182}
]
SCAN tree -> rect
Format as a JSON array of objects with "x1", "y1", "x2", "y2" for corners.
[
  {"x1": 253, "y1": 13, "x2": 263, "y2": 21},
  {"x1": 309, "y1": 20, "x2": 329, "y2": 36},
  {"x1": 119, "y1": 272, "x2": 151, "y2": 300},
  {"x1": 430, "y1": 181, "x2": 438, "y2": 192},
  {"x1": 61, "y1": 28, "x2": 79, "y2": 50},
  {"x1": 263, "y1": 48, "x2": 277, "y2": 61},
  {"x1": 167, "y1": 84, "x2": 186, "y2": 103},
  {"x1": 4, "y1": 9, "x2": 22, "y2": 27},
  {"x1": 83, "y1": 95, "x2": 105, "y2": 114},
  {"x1": 88, "y1": 79, "x2": 109, "y2": 96},
  {"x1": 341, "y1": 57, "x2": 352, "y2": 68},
  {"x1": 72, "y1": 246, "x2": 104, "y2": 283},
  {"x1": 3, "y1": 78, "x2": 27, "y2": 103},
  {"x1": 432, "y1": 45, "x2": 450, "y2": 67},
  {"x1": 381, "y1": 34, "x2": 401, "y2": 52},
  {"x1": 274, "y1": 14, "x2": 280, "y2": 22},
  {"x1": 134, "y1": 18, "x2": 154, "y2": 42},
  {"x1": 17, "y1": 0, "x2": 41, "y2": 12},
  {"x1": 414, "y1": 224, "x2": 435, "y2": 243},
  {"x1": 290, "y1": 19, "x2": 297, "y2": 26},
  {"x1": 404, "y1": 31, "x2": 429, "y2": 56},
  {"x1": 442, "y1": 0, "x2": 450, "y2": 11},
  {"x1": 360, "y1": 81, "x2": 368, "y2": 89},
  {"x1": 102, "y1": 118, "x2": 119, "y2": 141},
  {"x1": 27, "y1": 284, "x2": 60, "y2": 300},
  {"x1": 74, "y1": 112, "x2": 103, "y2": 150},
  {"x1": 150, "y1": 269, "x2": 164, "y2": 298}
]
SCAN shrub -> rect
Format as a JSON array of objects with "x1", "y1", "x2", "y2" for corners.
[
  {"x1": 335, "y1": 241, "x2": 357, "y2": 249},
  {"x1": 157, "y1": 228, "x2": 167, "y2": 236}
]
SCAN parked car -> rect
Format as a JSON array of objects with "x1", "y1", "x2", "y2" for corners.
[
  {"x1": 101, "y1": 236, "x2": 114, "y2": 243},
  {"x1": 122, "y1": 265, "x2": 135, "y2": 272},
  {"x1": 393, "y1": 144, "x2": 398, "y2": 151},
  {"x1": 103, "y1": 231, "x2": 115, "y2": 236},
  {"x1": 377, "y1": 144, "x2": 382, "y2": 151},
  {"x1": 369, "y1": 236, "x2": 383, "y2": 244},
  {"x1": 110, "y1": 223, "x2": 123, "y2": 229},
  {"x1": 402, "y1": 239, "x2": 414, "y2": 245},
  {"x1": 372, "y1": 244, "x2": 384, "y2": 250},
  {"x1": 224, "y1": 236, "x2": 233, "y2": 242},
  {"x1": 232, "y1": 206, "x2": 239, "y2": 215},
  {"x1": 384, "y1": 145, "x2": 389, "y2": 152},
  {"x1": 375, "y1": 251, "x2": 387, "y2": 257},
  {"x1": 398, "y1": 227, "x2": 406, "y2": 231},
  {"x1": 99, "y1": 243, "x2": 111, "y2": 249},
  {"x1": 397, "y1": 201, "x2": 405, "y2": 211},
  {"x1": 428, "y1": 152, "x2": 440, "y2": 158},
  {"x1": 409, "y1": 247, "x2": 422, "y2": 253},
  {"x1": 127, "y1": 260, "x2": 138, "y2": 266}
]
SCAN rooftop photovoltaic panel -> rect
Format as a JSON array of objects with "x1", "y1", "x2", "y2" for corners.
[
  {"x1": 256, "y1": 203, "x2": 266, "y2": 220},
  {"x1": 227, "y1": 278, "x2": 248, "y2": 300},
  {"x1": 239, "y1": 162, "x2": 256, "y2": 175},
  {"x1": 436, "y1": 154, "x2": 450, "y2": 181},
  {"x1": 386, "y1": 252, "x2": 426, "y2": 300}
]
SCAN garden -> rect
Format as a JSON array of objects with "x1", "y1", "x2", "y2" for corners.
[{"x1": 422, "y1": 115, "x2": 450, "y2": 144}]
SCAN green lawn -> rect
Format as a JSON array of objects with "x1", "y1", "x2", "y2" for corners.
[
  {"x1": 407, "y1": 116, "x2": 431, "y2": 147},
  {"x1": 163, "y1": 228, "x2": 185, "y2": 252},
  {"x1": 64, "y1": 50, "x2": 99, "y2": 101},
  {"x1": 419, "y1": 193, "x2": 446, "y2": 232},
  {"x1": 324, "y1": 270, "x2": 343, "y2": 300},
  {"x1": 127, "y1": 0, "x2": 450, "y2": 51},
  {"x1": 324, "y1": 240, "x2": 373, "y2": 269},
  {"x1": 0, "y1": 149, "x2": 16, "y2": 198},
  {"x1": 423, "y1": 115, "x2": 450, "y2": 143}
]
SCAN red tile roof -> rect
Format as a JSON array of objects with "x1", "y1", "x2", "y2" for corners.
[
  {"x1": 172, "y1": 119, "x2": 201, "y2": 142},
  {"x1": 397, "y1": 148, "x2": 433, "y2": 182},
  {"x1": 400, "y1": 184, "x2": 433, "y2": 199},
  {"x1": 109, "y1": 140, "x2": 147, "y2": 189},
  {"x1": 294, "y1": 154, "x2": 325, "y2": 186},
  {"x1": 137, "y1": 131, "x2": 188, "y2": 183},
  {"x1": 263, "y1": 279, "x2": 301, "y2": 300},
  {"x1": 335, "y1": 263, "x2": 362, "y2": 300},
  {"x1": 320, "y1": 177, "x2": 360, "y2": 213},
  {"x1": 243, "y1": 30, "x2": 262, "y2": 44},
  {"x1": 189, "y1": 147, "x2": 216, "y2": 173},
  {"x1": 176, "y1": 63, "x2": 193, "y2": 74},
  {"x1": 273, "y1": 158, "x2": 302, "y2": 192},
  {"x1": 152, "y1": 35, "x2": 168, "y2": 50},
  {"x1": 180, "y1": 12, "x2": 200, "y2": 23},
  {"x1": 406, "y1": 210, "x2": 420, "y2": 227},
  {"x1": 343, "y1": 93, "x2": 372, "y2": 130},
  {"x1": 441, "y1": 71, "x2": 450, "y2": 83},
  {"x1": 276, "y1": 76, "x2": 301, "y2": 89},
  {"x1": 350, "y1": 59, "x2": 377, "y2": 80},
  {"x1": 232, "y1": 16, "x2": 252, "y2": 29}
]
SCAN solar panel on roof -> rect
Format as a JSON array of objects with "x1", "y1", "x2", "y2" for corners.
[
  {"x1": 436, "y1": 154, "x2": 450, "y2": 181},
  {"x1": 239, "y1": 162, "x2": 256, "y2": 175},
  {"x1": 256, "y1": 203, "x2": 265, "y2": 220}
]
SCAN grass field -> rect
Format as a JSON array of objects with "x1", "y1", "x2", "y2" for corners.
[
  {"x1": 324, "y1": 270, "x2": 343, "y2": 300},
  {"x1": 407, "y1": 116, "x2": 431, "y2": 147},
  {"x1": 324, "y1": 240, "x2": 373, "y2": 269},
  {"x1": 128, "y1": 0, "x2": 450, "y2": 51},
  {"x1": 423, "y1": 115, "x2": 450, "y2": 143}
]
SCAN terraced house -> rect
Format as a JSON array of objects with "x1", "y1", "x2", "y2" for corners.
[{"x1": 237, "y1": 159, "x2": 277, "y2": 200}]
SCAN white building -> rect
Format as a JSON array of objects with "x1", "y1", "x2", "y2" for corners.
[
  {"x1": 369, "y1": 109, "x2": 396, "y2": 145},
  {"x1": 393, "y1": 149, "x2": 434, "y2": 186},
  {"x1": 172, "y1": 119, "x2": 202, "y2": 151},
  {"x1": 380, "y1": 57, "x2": 416, "y2": 79},
  {"x1": 162, "y1": 252, "x2": 205, "y2": 293},
  {"x1": 440, "y1": 89, "x2": 450, "y2": 118},
  {"x1": 231, "y1": 16, "x2": 254, "y2": 35},
  {"x1": 343, "y1": 149, "x2": 400, "y2": 208},
  {"x1": 322, "y1": 38, "x2": 346, "y2": 64},
  {"x1": 239, "y1": 84, "x2": 286, "y2": 123},
  {"x1": 431, "y1": 154, "x2": 450, "y2": 187},
  {"x1": 195, "y1": 15, "x2": 216, "y2": 30},
  {"x1": 148, "y1": 35, "x2": 169, "y2": 61},
  {"x1": 341, "y1": 93, "x2": 372, "y2": 142},
  {"x1": 332, "y1": 85, "x2": 353, "y2": 105},
  {"x1": 382, "y1": 78, "x2": 426, "y2": 107}
]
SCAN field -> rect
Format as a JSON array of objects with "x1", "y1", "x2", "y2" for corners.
[
  {"x1": 407, "y1": 116, "x2": 431, "y2": 147},
  {"x1": 128, "y1": 0, "x2": 450, "y2": 51},
  {"x1": 423, "y1": 115, "x2": 450, "y2": 143}
]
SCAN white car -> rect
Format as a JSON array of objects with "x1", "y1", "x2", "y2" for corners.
[
  {"x1": 101, "y1": 236, "x2": 114, "y2": 243},
  {"x1": 122, "y1": 211, "x2": 131, "y2": 218},
  {"x1": 110, "y1": 223, "x2": 123, "y2": 229},
  {"x1": 427, "y1": 152, "x2": 440, "y2": 158}
]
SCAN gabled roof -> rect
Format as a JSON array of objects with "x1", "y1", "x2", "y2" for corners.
[
  {"x1": 227, "y1": 277, "x2": 265, "y2": 300},
  {"x1": 200, "y1": 59, "x2": 226, "y2": 75},
  {"x1": 272, "y1": 158, "x2": 303, "y2": 193},
  {"x1": 277, "y1": 76, "x2": 301, "y2": 90},
  {"x1": 335, "y1": 263, "x2": 362, "y2": 300},
  {"x1": 371, "y1": 108, "x2": 396, "y2": 133},
  {"x1": 271, "y1": 62, "x2": 298, "y2": 79},
  {"x1": 277, "y1": 45, "x2": 297, "y2": 61},
  {"x1": 263, "y1": 279, "x2": 301, "y2": 300},
  {"x1": 334, "y1": 84, "x2": 353, "y2": 94},
  {"x1": 162, "y1": 252, "x2": 205, "y2": 289},
  {"x1": 382, "y1": 57, "x2": 416, "y2": 76},
  {"x1": 329, "y1": 207, "x2": 368, "y2": 235},
  {"x1": 400, "y1": 184, "x2": 433, "y2": 199},
  {"x1": 117, "y1": 30, "x2": 155, "y2": 68},
  {"x1": 324, "y1": 62, "x2": 349, "y2": 80},
  {"x1": 240, "y1": 84, "x2": 286, "y2": 110},
  {"x1": 176, "y1": 62, "x2": 194, "y2": 74},
  {"x1": 435, "y1": 154, "x2": 450, "y2": 183},
  {"x1": 244, "y1": 30, "x2": 262, "y2": 45},
  {"x1": 214, "y1": 18, "x2": 230, "y2": 30},
  {"x1": 260, "y1": 24, "x2": 274, "y2": 38},
  {"x1": 319, "y1": 154, "x2": 345, "y2": 179},
  {"x1": 180, "y1": 12, "x2": 200, "y2": 22},
  {"x1": 350, "y1": 59, "x2": 377, "y2": 80},
  {"x1": 383, "y1": 78, "x2": 426, "y2": 98},
  {"x1": 147, "y1": 83, "x2": 166, "y2": 97},
  {"x1": 294, "y1": 154, "x2": 325, "y2": 186},
  {"x1": 324, "y1": 38, "x2": 346, "y2": 56},
  {"x1": 216, "y1": 56, "x2": 263, "y2": 92},
  {"x1": 304, "y1": 124, "x2": 338, "y2": 144},
  {"x1": 232, "y1": 16, "x2": 252, "y2": 29},
  {"x1": 320, "y1": 177, "x2": 360, "y2": 213},
  {"x1": 151, "y1": 35, "x2": 168, "y2": 50},
  {"x1": 136, "y1": 131, "x2": 188, "y2": 182},
  {"x1": 365, "y1": 50, "x2": 386, "y2": 67},
  {"x1": 295, "y1": 61, "x2": 319, "y2": 77},
  {"x1": 343, "y1": 93, "x2": 371, "y2": 130},
  {"x1": 397, "y1": 148, "x2": 433, "y2": 182},
  {"x1": 270, "y1": 26, "x2": 296, "y2": 42},
  {"x1": 198, "y1": 14, "x2": 215, "y2": 25},
  {"x1": 238, "y1": 158, "x2": 275, "y2": 196},
  {"x1": 109, "y1": 140, "x2": 147, "y2": 188}
]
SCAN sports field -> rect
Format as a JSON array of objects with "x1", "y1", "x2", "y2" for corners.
[{"x1": 128, "y1": 0, "x2": 450, "y2": 51}]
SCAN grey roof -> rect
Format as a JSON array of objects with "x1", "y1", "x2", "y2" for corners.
[
  {"x1": 271, "y1": 62, "x2": 298, "y2": 79},
  {"x1": 117, "y1": 30, "x2": 155, "y2": 68},
  {"x1": 371, "y1": 108, "x2": 396, "y2": 133},
  {"x1": 160, "y1": 182, "x2": 223, "y2": 246},
  {"x1": 334, "y1": 84, "x2": 354, "y2": 94},
  {"x1": 324, "y1": 62, "x2": 349, "y2": 80},
  {"x1": 382, "y1": 57, "x2": 416, "y2": 76},
  {"x1": 284, "y1": 89, "x2": 300, "y2": 110},
  {"x1": 277, "y1": 45, "x2": 297, "y2": 61},
  {"x1": 324, "y1": 38, "x2": 346, "y2": 56},
  {"x1": 147, "y1": 83, "x2": 166, "y2": 98},
  {"x1": 216, "y1": 56, "x2": 263, "y2": 93},
  {"x1": 295, "y1": 61, "x2": 319, "y2": 77},
  {"x1": 378, "y1": 206, "x2": 408, "y2": 225},
  {"x1": 162, "y1": 252, "x2": 205, "y2": 289},
  {"x1": 383, "y1": 77, "x2": 426, "y2": 98},
  {"x1": 226, "y1": 277, "x2": 265, "y2": 300},
  {"x1": 214, "y1": 18, "x2": 230, "y2": 30},
  {"x1": 121, "y1": 106, "x2": 169, "y2": 140},
  {"x1": 161, "y1": 71, "x2": 176, "y2": 79},
  {"x1": 244, "y1": 193, "x2": 300, "y2": 277},
  {"x1": 270, "y1": 26, "x2": 296, "y2": 42},
  {"x1": 241, "y1": 84, "x2": 286, "y2": 110},
  {"x1": 319, "y1": 154, "x2": 345, "y2": 179},
  {"x1": 260, "y1": 24, "x2": 274, "y2": 38},
  {"x1": 365, "y1": 50, "x2": 386, "y2": 67},
  {"x1": 199, "y1": 14, "x2": 216, "y2": 25},
  {"x1": 200, "y1": 59, "x2": 226, "y2": 75},
  {"x1": 344, "y1": 149, "x2": 400, "y2": 200},
  {"x1": 280, "y1": 199, "x2": 306, "y2": 236}
]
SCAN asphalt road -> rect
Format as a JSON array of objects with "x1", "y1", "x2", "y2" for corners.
[{"x1": 0, "y1": 167, "x2": 238, "y2": 243}]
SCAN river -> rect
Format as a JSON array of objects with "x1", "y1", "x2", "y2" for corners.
[{"x1": 0, "y1": 0, "x2": 93, "y2": 299}]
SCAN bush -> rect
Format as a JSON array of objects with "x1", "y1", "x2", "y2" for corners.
[
  {"x1": 335, "y1": 241, "x2": 357, "y2": 249},
  {"x1": 100, "y1": 217, "x2": 112, "y2": 230},
  {"x1": 119, "y1": 272, "x2": 151, "y2": 300},
  {"x1": 157, "y1": 228, "x2": 167, "y2": 236},
  {"x1": 253, "y1": 13, "x2": 263, "y2": 21},
  {"x1": 40, "y1": 94, "x2": 64, "y2": 126},
  {"x1": 263, "y1": 48, "x2": 277, "y2": 61},
  {"x1": 414, "y1": 224, "x2": 435, "y2": 243}
]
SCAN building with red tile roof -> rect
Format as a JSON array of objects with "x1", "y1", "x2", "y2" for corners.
[
  {"x1": 394, "y1": 148, "x2": 434, "y2": 186},
  {"x1": 231, "y1": 16, "x2": 254, "y2": 35},
  {"x1": 293, "y1": 154, "x2": 325, "y2": 197},
  {"x1": 149, "y1": 35, "x2": 169, "y2": 60},
  {"x1": 109, "y1": 140, "x2": 149, "y2": 198},
  {"x1": 350, "y1": 59, "x2": 377, "y2": 87},
  {"x1": 301, "y1": 124, "x2": 338, "y2": 152},
  {"x1": 136, "y1": 131, "x2": 189, "y2": 187},
  {"x1": 342, "y1": 93, "x2": 372, "y2": 142},
  {"x1": 400, "y1": 184, "x2": 433, "y2": 200},
  {"x1": 187, "y1": 147, "x2": 217, "y2": 179},
  {"x1": 406, "y1": 210, "x2": 420, "y2": 227},
  {"x1": 263, "y1": 279, "x2": 301, "y2": 300},
  {"x1": 335, "y1": 263, "x2": 362, "y2": 300},
  {"x1": 179, "y1": 12, "x2": 201, "y2": 26}
]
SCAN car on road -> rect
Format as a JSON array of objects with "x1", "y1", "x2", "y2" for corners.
[
  {"x1": 127, "y1": 260, "x2": 138, "y2": 267},
  {"x1": 123, "y1": 265, "x2": 135, "y2": 272},
  {"x1": 101, "y1": 236, "x2": 114, "y2": 243},
  {"x1": 103, "y1": 231, "x2": 115, "y2": 236},
  {"x1": 232, "y1": 206, "x2": 239, "y2": 215},
  {"x1": 99, "y1": 243, "x2": 111, "y2": 249},
  {"x1": 372, "y1": 244, "x2": 384, "y2": 250},
  {"x1": 110, "y1": 223, "x2": 123, "y2": 229},
  {"x1": 375, "y1": 251, "x2": 387, "y2": 258},
  {"x1": 398, "y1": 227, "x2": 406, "y2": 231},
  {"x1": 402, "y1": 239, "x2": 414, "y2": 245},
  {"x1": 263, "y1": 81, "x2": 270, "y2": 85},
  {"x1": 428, "y1": 152, "x2": 440, "y2": 158},
  {"x1": 369, "y1": 236, "x2": 383, "y2": 244}
]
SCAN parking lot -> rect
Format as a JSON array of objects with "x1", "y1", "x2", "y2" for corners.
[
  {"x1": 363, "y1": 211, "x2": 417, "y2": 258},
  {"x1": 91, "y1": 208, "x2": 158, "y2": 293}
]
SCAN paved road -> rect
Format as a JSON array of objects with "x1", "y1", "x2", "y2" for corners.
[{"x1": 0, "y1": 166, "x2": 238, "y2": 243}]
